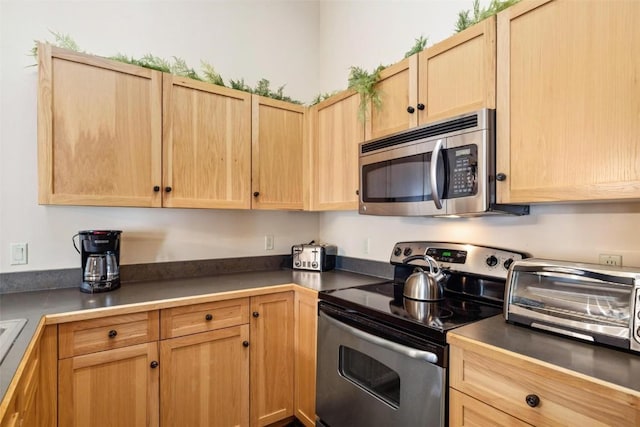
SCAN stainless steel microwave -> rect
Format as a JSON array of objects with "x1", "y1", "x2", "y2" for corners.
[{"x1": 358, "y1": 109, "x2": 528, "y2": 217}]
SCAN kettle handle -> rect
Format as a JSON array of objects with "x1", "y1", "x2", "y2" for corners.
[
  {"x1": 72, "y1": 233, "x2": 81, "y2": 254},
  {"x1": 424, "y1": 255, "x2": 439, "y2": 274}
]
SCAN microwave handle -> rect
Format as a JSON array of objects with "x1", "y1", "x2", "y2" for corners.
[{"x1": 430, "y1": 139, "x2": 444, "y2": 210}]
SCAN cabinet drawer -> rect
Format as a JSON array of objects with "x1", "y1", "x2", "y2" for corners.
[
  {"x1": 59, "y1": 311, "x2": 159, "y2": 358},
  {"x1": 450, "y1": 389, "x2": 531, "y2": 427},
  {"x1": 449, "y1": 337, "x2": 640, "y2": 427},
  {"x1": 160, "y1": 298, "x2": 250, "y2": 339}
]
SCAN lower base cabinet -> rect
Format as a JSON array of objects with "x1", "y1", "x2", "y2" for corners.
[
  {"x1": 160, "y1": 325, "x2": 250, "y2": 427},
  {"x1": 448, "y1": 334, "x2": 640, "y2": 427},
  {"x1": 294, "y1": 290, "x2": 318, "y2": 427},
  {"x1": 58, "y1": 342, "x2": 160, "y2": 427}
]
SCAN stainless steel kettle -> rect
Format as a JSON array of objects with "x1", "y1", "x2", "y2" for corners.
[{"x1": 403, "y1": 255, "x2": 447, "y2": 301}]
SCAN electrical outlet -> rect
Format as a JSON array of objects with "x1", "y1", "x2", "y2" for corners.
[
  {"x1": 10, "y1": 243, "x2": 28, "y2": 265},
  {"x1": 599, "y1": 254, "x2": 622, "y2": 267},
  {"x1": 364, "y1": 238, "x2": 371, "y2": 254},
  {"x1": 265, "y1": 235, "x2": 274, "y2": 251}
]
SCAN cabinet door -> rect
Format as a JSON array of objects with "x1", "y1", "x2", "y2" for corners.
[
  {"x1": 163, "y1": 75, "x2": 252, "y2": 209},
  {"x1": 309, "y1": 90, "x2": 364, "y2": 210},
  {"x1": 293, "y1": 290, "x2": 318, "y2": 427},
  {"x1": 37, "y1": 44, "x2": 162, "y2": 207},
  {"x1": 365, "y1": 57, "x2": 417, "y2": 140},
  {"x1": 496, "y1": 0, "x2": 640, "y2": 203},
  {"x1": 160, "y1": 325, "x2": 250, "y2": 427},
  {"x1": 418, "y1": 16, "x2": 496, "y2": 124},
  {"x1": 58, "y1": 342, "x2": 159, "y2": 427},
  {"x1": 250, "y1": 292, "x2": 294, "y2": 426},
  {"x1": 251, "y1": 96, "x2": 306, "y2": 210}
]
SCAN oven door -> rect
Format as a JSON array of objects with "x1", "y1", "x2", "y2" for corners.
[
  {"x1": 359, "y1": 138, "x2": 446, "y2": 216},
  {"x1": 316, "y1": 306, "x2": 445, "y2": 427}
]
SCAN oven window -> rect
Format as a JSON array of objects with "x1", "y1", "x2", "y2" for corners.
[
  {"x1": 361, "y1": 152, "x2": 444, "y2": 203},
  {"x1": 338, "y1": 346, "x2": 400, "y2": 408}
]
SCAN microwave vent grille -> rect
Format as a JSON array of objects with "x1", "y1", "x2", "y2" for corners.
[{"x1": 361, "y1": 114, "x2": 479, "y2": 154}]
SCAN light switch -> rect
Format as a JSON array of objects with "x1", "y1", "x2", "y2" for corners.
[{"x1": 10, "y1": 243, "x2": 28, "y2": 265}]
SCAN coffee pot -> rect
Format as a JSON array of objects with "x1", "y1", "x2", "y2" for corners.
[{"x1": 73, "y1": 230, "x2": 122, "y2": 293}]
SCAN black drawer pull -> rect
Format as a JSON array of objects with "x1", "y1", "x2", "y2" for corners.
[
  {"x1": 205, "y1": 314, "x2": 213, "y2": 321},
  {"x1": 526, "y1": 394, "x2": 540, "y2": 408},
  {"x1": 108, "y1": 330, "x2": 117, "y2": 338}
]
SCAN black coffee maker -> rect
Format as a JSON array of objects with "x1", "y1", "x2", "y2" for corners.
[{"x1": 73, "y1": 230, "x2": 122, "y2": 293}]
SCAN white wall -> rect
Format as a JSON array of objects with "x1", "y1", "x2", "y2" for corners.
[{"x1": 0, "y1": 0, "x2": 321, "y2": 273}]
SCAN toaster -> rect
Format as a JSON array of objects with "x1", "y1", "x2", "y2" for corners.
[
  {"x1": 292, "y1": 243, "x2": 337, "y2": 272},
  {"x1": 505, "y1": 258, "x2": 640, "y2": 354}
]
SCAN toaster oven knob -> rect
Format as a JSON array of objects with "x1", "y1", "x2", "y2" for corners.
[
  {"x1": 503, "y1": 258, "x2": 514, "y2": 270},
  {"x1": 294, "y1": 261, "x2": 301, "y2": 267},
  {"x1": 312, "y1": 262, "x2": 318, "y2": 268},
  {"x1": 486, "y1": 255, "x2": 498, "y2": 267}
]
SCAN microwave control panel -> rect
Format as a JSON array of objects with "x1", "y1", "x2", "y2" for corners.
[{"x1": 445, "y1": 144, "x2": 477, "y2": 198}]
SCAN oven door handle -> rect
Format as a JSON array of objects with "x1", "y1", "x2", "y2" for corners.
[
  {"x1": 320, "y1": 311, "x2": 438, "y2": 364},
  {"x1": 430, "y1": 139, "x2": 444, "y2": 210}
]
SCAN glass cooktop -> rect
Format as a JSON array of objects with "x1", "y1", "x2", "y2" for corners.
[{"x1": 319, "y1": 281, "x2": 503, "y2": 343}]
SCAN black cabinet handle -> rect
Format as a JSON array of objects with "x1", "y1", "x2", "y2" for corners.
[
  {"x1": 407, "y1": 106, "x2": 415, "y2": 114},
  {"x1": 150, "y1": 361, "x2": 159, "y2": 369},
  {"x1": 496, "y1": 173, "x2": 507, "y2": 182},
  {"x1": 525, "y1": 394, "x2": 540, "y2": 408},
  {"x1": 108, "y1": 330, "x2": 117, "y2": 338},
  {"x1": 205, "y1": 314, "x2": 213, "y2": 321},
  {"x1": 153, "y1": 186, "x2": 160, "y2": 192},
  {"x1": 252, "y1": 311, "x2": 260, "y2": 318},
  {"x1": 165, "y1": 186, "x2": 172, "y2": 193},
  {"x1": 355, "y1": 189, "x2": 359, "y2": 195},
  {"x1": 253, "y1": 191, "x2": 260, "y2": 197},
  {"x1": 242, "y1": 341, "x2": 249, "y2": 347},
  {"x1": 417, "y1": 103, "x2": 425, "y2": 110}
]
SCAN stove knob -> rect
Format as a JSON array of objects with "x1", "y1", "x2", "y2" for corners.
[
  {"x1": 403, "y1": 247, "x2": 413, "y2": 257},
  {"x1": 503, "y1": 258, "x2": 514, "y2": 270},
  {"x1": 486, "y1": 255, "x2": 498, "y2": 267},
  {"x1": 393, "y1": 247, "x2": 402, "y2": 257}
]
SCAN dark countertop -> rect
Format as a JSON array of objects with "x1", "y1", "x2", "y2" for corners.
[
  {"x1": 0, "y1": 268, "x2": 385, "y2": 401},
  {"x1": 449, "y1": 315, "x2": 640, "y2": 394}
]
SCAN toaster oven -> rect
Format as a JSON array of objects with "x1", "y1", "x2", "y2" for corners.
[
  {"x1": 505, "y1": 258, "x2": 640, "y2": 354},
  {"x1": 291, "y1": 243, "x2": 337, "y2": 272}
]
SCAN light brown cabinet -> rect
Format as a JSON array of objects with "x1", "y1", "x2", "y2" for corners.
[
  {"x1": 160, "y1": 326, "x2": 250, "y2": 427},
  {"x1": 293, "y1": 289, "x2": 318, "y2": 427},
  {"x1": 251, "y1": 96, "x2": 307, "y2": 210},
  {"x1": 57, "y1": 312, "x2": 161, "y2": 427},
  {"x1": 38, "y1": 44, "x2": 163, "y2": 207},
  {"x1": 159, "y1": 298, "x2": 251, "y2": 426},
  {"x1": 448, "y1": 333, "x2": 640, "y2": 427},
  {"x1": 0, "y1": 325, "x2": 56, "y2": 427},
  {"x1": 163, "y1": 75, "x2": 252, "y2": 209},
  {"x1": 250, "y1": 292, "x2": 295, "y2": 426},
  {"x1": 365, "y1": 17, "x2": 496, "y2": 140},
  {"x1": 308, "y1": 90, "x2": 364, "y2": 210},
  {"x1": 496, "y1": 0, "x2": 640, "y2": 204}
]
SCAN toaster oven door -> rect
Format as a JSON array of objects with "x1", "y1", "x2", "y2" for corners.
[{"x1": 506, "y1": 263, "x2": 636, "y2": 349}]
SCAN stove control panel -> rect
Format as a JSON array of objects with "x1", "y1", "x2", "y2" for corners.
[{"x1": 390, "y1": 241, "x2": 528, "y2": 279}]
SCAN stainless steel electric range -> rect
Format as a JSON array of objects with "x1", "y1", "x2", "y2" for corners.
[{"x1": 316, "y1": 242, "x2": 528, "y2": 427}]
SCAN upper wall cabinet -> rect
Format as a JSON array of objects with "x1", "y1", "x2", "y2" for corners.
[
  {"x1": 251, "y1": 96, "x2": 306, "y2": 210},
  {"x1": 496, "y1": 0, "x2": 640, "y2": 203},
  {"x1": 308, "y1": 90, "x2": 364, "y2": 210},
  {"x1": 38, "y1": 44, "x2": 163, "y2": 207},
  {"x1": 365, "y1": 16, "x2": 496, "y2": 140},
  {"x1": 163, "y1": 75, "x2": 251, "y2": 209}
]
